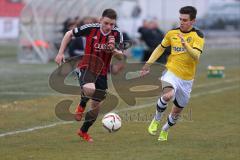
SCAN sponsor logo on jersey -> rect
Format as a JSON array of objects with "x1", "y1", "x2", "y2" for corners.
[
  {"x1": 173, "y1": 46, "x2": 185, "y2": 52},
  {"x1": 94, "y1": 43, "x2": 108, "y2": 52},
  {"x1": 187, "y1": 37, "x2": 192, "y2": 43}
]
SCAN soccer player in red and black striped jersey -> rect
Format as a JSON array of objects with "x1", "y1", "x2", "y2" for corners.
[{"x1": 55, "y1": 9, "x2": 125, "y2": 142}]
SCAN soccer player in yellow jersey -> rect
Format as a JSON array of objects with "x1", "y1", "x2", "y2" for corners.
[{"x1": 140, "y1": 6, "x2": 205, "y2": 141}]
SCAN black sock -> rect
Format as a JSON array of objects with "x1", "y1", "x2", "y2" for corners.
[
  {"x1": 81, "y1": 111, "x2": 97, "y2": 133},
  {"x1": 80, "y1": 97, "x2": 89, "y2": 108}
]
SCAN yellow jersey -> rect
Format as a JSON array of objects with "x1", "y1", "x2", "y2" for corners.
[{"x1": 161, "y1": 27, "x2": 204, "y2": 80}]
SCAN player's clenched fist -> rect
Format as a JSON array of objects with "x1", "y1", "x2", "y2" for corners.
[
  {"x1": 106, "y1": 35, "x2": 115, "y2": 52},
  {"x1": 55, "y1": 53, "x2": 65, "y2": 65},
  {"x1": 140, "y1": 63, "x2": 150, "y2": 77}
]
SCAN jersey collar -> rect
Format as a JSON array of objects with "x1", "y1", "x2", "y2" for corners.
[
  {"x1": 100, "y1": 25, "x2": 111, "y2": 36},
  {"x1": 180, "y1": 27, "x2": 195, "y2": 33}
]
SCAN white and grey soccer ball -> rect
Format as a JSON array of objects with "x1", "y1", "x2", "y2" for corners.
[{"x1": 102, "y1": 112, "x2": 121, "y2": 133}]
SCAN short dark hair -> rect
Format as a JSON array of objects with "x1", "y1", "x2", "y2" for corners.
[
  {"x1": 102, "y1": 8, "x2": 117, "y2": 20},
  {"x1": 179, "y1": 6, "x2": 197, "y2": 20}
]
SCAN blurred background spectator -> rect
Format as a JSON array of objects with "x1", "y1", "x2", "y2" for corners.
[{"x1": 138, "y1": 18, "x2": 164, "y2": 61}]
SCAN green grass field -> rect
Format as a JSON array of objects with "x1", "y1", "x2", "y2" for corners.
[{"x1": 0, "y1": 45, "x2": 239, "y2": 160}]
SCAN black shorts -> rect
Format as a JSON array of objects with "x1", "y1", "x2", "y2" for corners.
[{"x1": 78, "y1": 69, "x2": 108, "y2": 101}]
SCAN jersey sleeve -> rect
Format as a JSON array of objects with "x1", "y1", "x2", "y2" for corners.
[
  {"x1": 193, "y1": 30, "x2": 205, "y2": 53},
  {"x1": 161, "y1": 31, "x2": 171, "y2": 48},
  {"x1": 115, "y1": 30, "x2": 123, "y2": 44},
  {"x1": 114, "y1": 29, "x2": 124, "y2": 51},
  {"x1": 72, "y1": 24, "x2": 92, "y2": 37}
]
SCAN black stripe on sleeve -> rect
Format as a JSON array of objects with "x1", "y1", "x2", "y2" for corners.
[
  {"x1": 193, "y1": 47, "x2": 202, "y2": 53},
  {"x1": 72, "y1": 28, "x2": 80, "y2": 37},
  {"x1": 161, "y1": 44, "x2": 167, "y2": 48}
]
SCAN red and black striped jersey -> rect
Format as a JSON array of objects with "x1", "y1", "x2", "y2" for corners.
[{"x1": 72, "y1": 23, "x2": 123, "y2": 76}]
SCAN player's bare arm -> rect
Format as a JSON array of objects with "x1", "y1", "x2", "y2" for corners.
[{"x1": 55, "y1": 30, "x2": 74, "y2": 65}]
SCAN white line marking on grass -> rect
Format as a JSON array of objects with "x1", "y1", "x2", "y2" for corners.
[
  {"x1": 0, "y1": 122, "x2": 73, "y2": 138},
  {"x1": 193, "y1": 78, "x2": 239, "y2": 89},
  {"x1": 0, "y1": 91, "x2": 60, "y2": 96},
  {"x1": 0, "y1": 80, "x2": 47, "y2": 89},
  {"x1": 192, "y1": 85, "x2": 239, "y2": 97},
  {"x1": 0, "y1": 84, "x2": 239, "y2": 138}
]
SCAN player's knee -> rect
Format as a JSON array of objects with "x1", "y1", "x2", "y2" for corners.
[
  {"x1": 83, "y1": 83, "x2": 96, "y2": 97},
  {"x1": 162, "y1": 93, "x2": 174, "y2": 102},
  {"x1": 162, "y1": 95, "x2": 171, "y2": 102},
  {"x1": 162, "y1": 88, "x2": 174, "y2": 102}
]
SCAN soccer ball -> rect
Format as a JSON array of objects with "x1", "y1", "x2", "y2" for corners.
[{"x1": 102, "y1": 112, "x2": 121, "y2": 133}]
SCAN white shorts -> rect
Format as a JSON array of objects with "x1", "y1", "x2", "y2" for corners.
[{"x1": 161, "y1": 70, "x2": 193, "y2": 108}]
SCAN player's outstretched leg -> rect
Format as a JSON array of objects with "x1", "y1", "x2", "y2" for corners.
[
  {"x1": 148, "y1": 97, "x2": 167, "y2": 135},
  {"x1": 78, "y1": 100, "x2": 100, "y2": 142},
  {"x1": 78, "y1": 110, "x2": 97, "y2": 142},
  {"x1": 148, "y1": 87, "x2": 175, "y2": 135}
]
